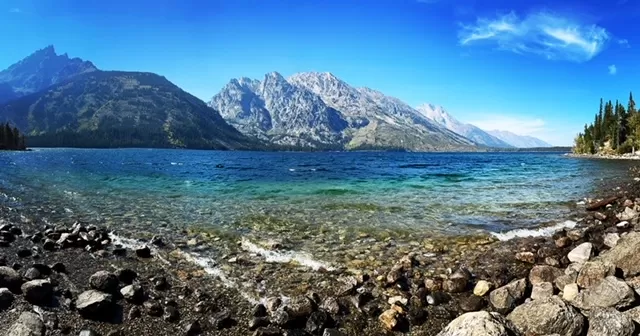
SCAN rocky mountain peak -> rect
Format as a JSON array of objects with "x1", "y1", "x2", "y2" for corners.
[{"x1": 0, "y1": 45, "x2": 98, "y2": 96}]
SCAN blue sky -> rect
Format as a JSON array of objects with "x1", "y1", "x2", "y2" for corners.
[{"x1": 1, "y1": 0, "x2": 639, "y2": 145}]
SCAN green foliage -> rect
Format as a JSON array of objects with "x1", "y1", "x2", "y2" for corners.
[
  {"x1": 0, "y1": 122, "x2": 26, "y2": 150},
  {"x1": 574, "y1": 92, "x2": 640, "y2": 155}
]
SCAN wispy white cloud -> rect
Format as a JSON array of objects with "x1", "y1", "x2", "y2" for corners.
[
  {"x1": 618, "y1": 39, "x2": 630, "y2": 48},
  {"x1": 458, "y1": 11, "x2": 612, "y2": 62},
  {"x1": 9, "y1": 8, "x2": 21, "y2": 13},
  {"x1": 609, "y1": 64, "x2": 617, "y2": 75}
]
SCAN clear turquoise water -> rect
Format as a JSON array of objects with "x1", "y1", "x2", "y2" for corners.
[{"x1": 0, "y1": 149, "x2": 633, "y2": 244}]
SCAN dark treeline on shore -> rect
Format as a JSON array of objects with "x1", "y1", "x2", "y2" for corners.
[
  {"x1": 0, "y1": 123, "x2": 26, "y2": 150},
  {"x1": 574, "y1": 92, "x2": 639, "y2": 154}
]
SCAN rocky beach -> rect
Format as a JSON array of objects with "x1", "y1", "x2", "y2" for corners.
[{"x1": 0, "y1": 163, "x2": 639, "y2": 336}]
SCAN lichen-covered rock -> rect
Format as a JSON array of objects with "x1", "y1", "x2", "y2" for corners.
[
  {"x1": 529, "y1": 265, "x2": 563, "y2": 286},
  {"x1": 597, "y1": 232, "x2": 640, "y2": 278},
  {"x1": 489, "y1": 278, "x2": 527, "y2": 312},
  {"x1": 436, "y1": 311, "x2": 513, "y2": 336},
  {"x1": 7, "y1": 312, "x2": 45, "y2": 336},
  {"x1": 587, "y1": 308, "x2": 634, "y2": 336},
  {"x1": 531, "y1": 282, "x2": 554, "y2": 300},
  {"x1": 571, "y1": 276, "x2": 635, "y2": 310},
  {"x1": 507, "y1": 296, "x2": 583, "y2": 336},
  {"x1": 576, "y1": 261, "x2": 615, "y2": 289}
]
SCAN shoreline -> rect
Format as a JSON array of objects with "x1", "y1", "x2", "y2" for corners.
[
  {"x1": 567, "y1": 152, "x2": 640, "y2": 160},
  {"x1": 0, "y1": 173, "x2": 639, "y2": 335}
]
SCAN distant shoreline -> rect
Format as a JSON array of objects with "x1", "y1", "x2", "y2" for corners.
[{"x1": 567, "y1": 153, "x2": 640, "y2": 160}]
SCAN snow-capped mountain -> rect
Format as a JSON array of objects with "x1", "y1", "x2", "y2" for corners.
[
  {"x1": 486, "y1": 130, "x2": 552, "y2": 148},
  {"x1": 416, "y1": 104, "x2": 513, "y2": 148},
  {"x1": 210, "y1": 72, "x2": 475, "y2": 151}
]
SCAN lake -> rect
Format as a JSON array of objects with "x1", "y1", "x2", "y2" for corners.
[{"x1": 0, "y1": 149, "x2": 635, "y2": 271}]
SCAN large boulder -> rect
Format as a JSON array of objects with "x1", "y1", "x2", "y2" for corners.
[
  {"x1": 571, "y1": 276, "x2": 635, "y2": 310},
  {"x1": 587, "y1": 308, "x2": 634, "y2": 336},
  {"x1": 489, "y1": 278, "x2": 527, "y2": 313},
  {"x1": 436, "y1": 311, "x2": 513, "y2": 336},
  {"x1": 0, "y1": 266, "x2": 22, "y2": 291},
  {"x1": 7, "y1": 312, "x2": 45, "y2": 336},
  {"x1": 21, "y1": 280, "x2": 53, "y2": 305},
  {"x1": 507, "y1": 296, "x2": 584, "y2": 336},
  {"x1": 576, "y1": 261, "x2": 615, "y2": 289},
  {"x1": 597, "y1": 232, "x2": 640, "y2": 278},
  {"x1": 76, "y1": 290, "x2": 114, "y2": 318}
]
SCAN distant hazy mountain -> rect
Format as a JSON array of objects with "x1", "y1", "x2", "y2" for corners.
[
  {"x1": 416, "y1": 104, "x2": 513, "y2": 148},
  {"x1": 0, "y1": 70, "x2": 254, "y2": 149},
  {"x1": 211, "y1": 71, "x2": 475, "y2": 151},
  {"x1": 0, "y1": 45, "x2": 97, "y2": 97},
  {"x1": 487, "y1": 130, "x2": 552, "y2": 148}
]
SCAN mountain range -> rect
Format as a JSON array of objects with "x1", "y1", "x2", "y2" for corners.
[
  {"x1": 0, "y1": 46, "x2": 553, "y2": 150},
  {"x1": 485, "y1": 130, "x2": 552, "y2": 148},
  {"x1": 210, "y1": 72, "x2": 475, "y2": 151}
]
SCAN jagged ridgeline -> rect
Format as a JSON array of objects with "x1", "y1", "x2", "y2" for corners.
[
  {"x1": 574, "y1": 92, "x2": 638, "y2": 154},
  {"x1": 0, "y1": 122, "x2": 26, "y2": 150},
  {"x1": 0, "y1": 71, "x2": 257, "y2": 149}
]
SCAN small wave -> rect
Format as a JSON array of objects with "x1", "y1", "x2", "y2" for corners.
[
  {"x1": 399, "y1": 163, "x2": 438, "y2": 169},
  {"x1": 490, "y1": 220, "x2": 577, "y2": 241},
  {"x1": 240, "y1": 238, "x2": 334, "y2": 271},
  {"x1": 289, "y1": 168, "x2": 296, "y2": 172}
]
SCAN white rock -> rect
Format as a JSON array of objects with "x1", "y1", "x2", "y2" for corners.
[
  {"x1": 568, "y1": 243, "x2": 592, "y2": 264},
  {"x1": 563, "y1": 283, "x2": 579, "y2": 301},
  {"x1": 474, "y1": 280, "x2": 492, "y2": 297},
  {"x1": 617, "y1": 221, "x2": 630, "y2": 228},
  {"x1": 387, "y1": 296, "x2": 408, "y2": 306},
  {"x1": 604, "y1": 233, "x2": 620, "y2": 248}
]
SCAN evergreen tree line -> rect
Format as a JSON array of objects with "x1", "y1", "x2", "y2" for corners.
[
  {"x1": 0, "y1": 122, "x2": 26, "y2": 150},
  {"x1": 574, "y1": 92, "x2": 639, "y2": 154}
]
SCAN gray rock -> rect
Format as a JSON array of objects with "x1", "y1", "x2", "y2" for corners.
[
  {"x1": 587, "y1": 308, "x2": 634, "y2": 336},
  {"x1": 617, "y1": 207, "x2": 638, "y2": 221},
  {"x1": 576, "y1": 261, "x2": 616, "y2": 289},
  {"x1": 436, "y1": 311, "x2": 513, "y2": 336},
  {"x1": 89, "y1": 271, "x2": 118, "y2": 293},
  {"x1": 507, "y1": 296, "x2": 583, "y2": 336},
  {"x1": 320, "y1": 297, "x2": 341, "y2": 314},
  {"x1": 624, "y1": 306, "x2": 640, "y2": 324},
  {"x1": 604, "y1": 233, "x2": 620, "y2": 248},
  {"x1": 489, "y1": 278, "x2": 527, "y2": 312},
  {"x1": 530, "y1": 282, "x2": 554, "y2": 300},
  {"x1": 144, "y1": 301, "x2": 163, "y2": 317},
  {"x1": 597, "y1": 232, "x2": 640, "y2": 277},
  {"x1": 120, "y1": 284, "x2": 144, "y2": 304},
  {"x1": 322, "y1": 329, "x2": 342, "y2": 336},
  {"x1": 529, "y1": 265, "x2": 563, "y2": 286},
  {"x1": 21, "y1": 279, "x2": 53, "y2": 305},
  {"x1": 571, "y1": 276, "x2": 635, "y2": 310},
  {"x1": 568, "y1": 243, "x2": 592, "y2": 264},
  {"x1": 7, "y1": 312, "x2": 45, "y2": 336},
  {"x1": 76, "y1": 290, "x2": 113, "y2": 317},
  {"x1": 0, "y1": 287, "x2": 14, "y2": 309},
  {"x1": 0, "y1": 266, "x2": 22, "y2": 290},
  {"x1": 555, "y1": 273, "x2": 577, "y2": 291},
  {"x1": 443, "y1": 270, "x2": 469, "y2": 293},
  {"x1": 284, "y1": 296, "x2": 314, "y2": 318},
  {"x1": 185, "y1": 321, "x2": 202, "y2": 336}
]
